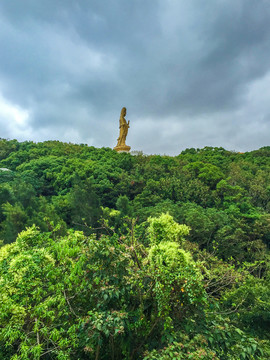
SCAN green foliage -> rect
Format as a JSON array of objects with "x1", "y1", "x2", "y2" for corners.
[
  {"x1": 146, "y1": 214, "x2": 205, "y2": 334},
  {"x1": 67, "y1": 179, "x2": 101, "y2": 231},
  {"x1": 199, "y1": 313, "x2": 265, "y2": 360},
  {"x1": 116, "y1": 195, "x2": 132, "y2": 217},
  {"x1": 0, "y1": 139, "x2": 269, "y2": 259},
  {"x1": 147, "y1": 213, "x2": 190, "y2": 245},
  {"x1": 222, "y1": 271, "x2": 270, "y2": 338},
  {"x1": 0, "y1": 139, "x2": 269, "y2": 358},
  {"x1": 149, "y1": 241, "x2": 193, "y2": 270},
  {"x1": 143, "y1": 335, "x2": 218, "y2": 359},
  {"x1": 0, "y1": 226, "x2": 88, "y2": 359},
  {"x1": 0, "y1": 216, "x2": 269, "y2": 359}
]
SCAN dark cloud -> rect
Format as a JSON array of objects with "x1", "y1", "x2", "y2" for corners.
[{"x1": 0, "y1": 0, "x2": 269, "y2": 154}]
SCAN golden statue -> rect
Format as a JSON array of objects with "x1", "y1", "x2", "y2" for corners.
[{"x1": 114, "y1": 107, "x2": 131, "y2": 152}]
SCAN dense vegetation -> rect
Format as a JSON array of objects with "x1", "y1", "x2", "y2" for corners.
[{"x1": 0, "y1": 138, "x2": 269, "y2": 359}]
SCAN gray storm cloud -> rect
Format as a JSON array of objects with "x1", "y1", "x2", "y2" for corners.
[{"x1": 0, "y1": 0, "x2": 269, "y2": 154}]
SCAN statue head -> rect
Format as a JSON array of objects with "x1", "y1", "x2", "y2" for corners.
[{"x1": 121, "y1": 107, "x2": 126, "y2": 117}]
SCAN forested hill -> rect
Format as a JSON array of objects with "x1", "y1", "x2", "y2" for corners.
[
  {"x1": 0, "y1": 139, "x2": 269, "y2": 256},
  {"x1": 0, "y1": 138, "x2": 270, "y2": 359}
]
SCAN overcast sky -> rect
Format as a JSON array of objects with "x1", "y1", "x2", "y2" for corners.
[{"x1": 0, "y1": 0, "x2": 269, "y2": 155}]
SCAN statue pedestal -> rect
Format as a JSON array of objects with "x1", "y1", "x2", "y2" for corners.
[{"x1": 114, "y1": 145, "x2": 131, "y2": 153}]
